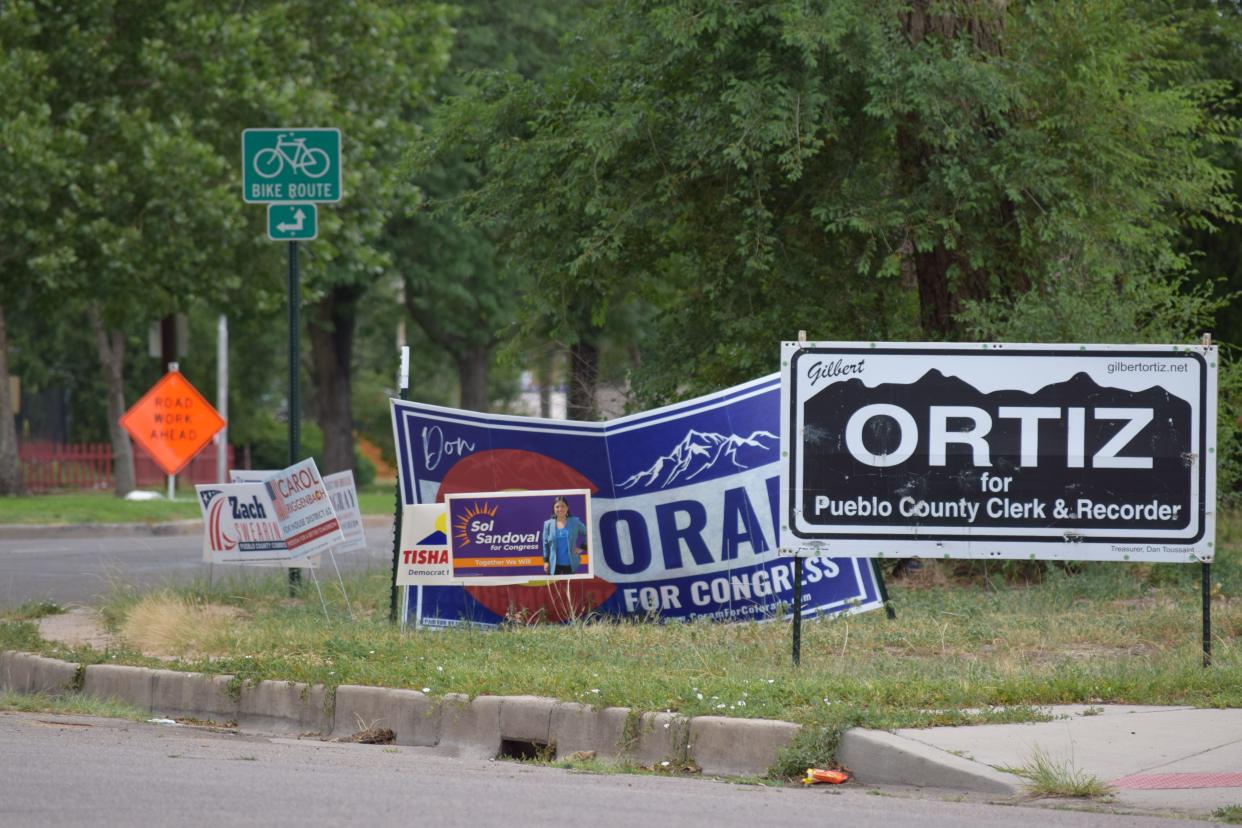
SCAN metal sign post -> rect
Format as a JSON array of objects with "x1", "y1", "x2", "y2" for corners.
[
  {"x1": 1201, "y1": 332, "x2": 1213, "y2": 668},
  {"x1": 792, "y1": 558, "x2": 803, "y2": 666},
  {"x1": 389, "y1": 346, "x2": 409, "y2": 623},
  {"x1": 241, "y1": 126, "x2": 343, "y2": 596},
  {"x1": 287, "y1": 240, "x2": 301, "y2": 595}
]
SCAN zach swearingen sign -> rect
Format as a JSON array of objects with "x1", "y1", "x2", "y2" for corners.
[{"x1": 780, "y1": 342, "x2": 1217, "y2": 563}]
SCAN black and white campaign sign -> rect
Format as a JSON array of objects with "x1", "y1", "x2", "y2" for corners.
[{"x1": 780, "y1": 342, "x2": 1217, "y2": 563}]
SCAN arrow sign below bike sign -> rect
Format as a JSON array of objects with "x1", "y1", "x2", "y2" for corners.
[
  {"x1": 242, "y1": 128, "x2": 342, "y2": 204},
  {"x1": 267, "y1": 203, "x2": 318, "y2": 241}
]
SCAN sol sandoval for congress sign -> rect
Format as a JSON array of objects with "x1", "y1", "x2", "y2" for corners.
[{"x1": 780, "y1": 341, "x2": 1217, "y2": 564}]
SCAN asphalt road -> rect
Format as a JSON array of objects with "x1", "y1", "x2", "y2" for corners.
[
  {"x1": 0, "y1": 712, "x2": 1192, "y2": 828},
  {"x1": 0, "y1": 525, "x2": 397, "y2": 608}
]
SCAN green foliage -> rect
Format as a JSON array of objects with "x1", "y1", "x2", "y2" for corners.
[
  {"x1": 770, "y1": 724, "x2": 850, "y2": 778},
  {"x1": 1218, "y1": 347, "x2": 1242, "y2": 502},
  {"x1": 245, "y1": 413, "x2": 319, "y2": 473},
  {"x1": 430, "y1": 0, "x2": 1239, "y2": 405},
  {"x1": 0, "y1": 620, "x2": 43, "y2": 652},
  {"x1": 241, "y1": 412, "x2": 374, "y2": 484},
  {"x1": 2, "y1": 0, "x2": 457, "y2": 462},
  {"x1": 393, "y1": 1, "x2": 590, "y2": 409},
  {"x1": 0, "y1": 601, "x2": 64, "y2": 622}
]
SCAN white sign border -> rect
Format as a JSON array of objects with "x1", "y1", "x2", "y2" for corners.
[
  {"x1": 241, "y1": 127, "x2": 343, "y2": 205},
  {"x1": 779, "y1": 341, "x2": 1217, "y2": 563}
]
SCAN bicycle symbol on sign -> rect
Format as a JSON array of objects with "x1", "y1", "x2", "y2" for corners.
[{"x1": 252, "y1": 133, "x2": 331, "y2": 179}]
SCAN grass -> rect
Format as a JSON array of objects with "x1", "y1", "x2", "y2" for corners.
[
  {"x1": 0, "y1": 481, "x2": 397, "y2": 524},
  {"x1": 0, "y1": 690, "x2": 148, "y2": 720},
  {"x1": 1213, "y1": 805, "x2": 1242, "y2": 824},
  {"x1": 116, "y1": 592, "x2": 245, "y2": 658},
  {"x1": 0, "y1": 600, "x2": 65, "y2": 622},
  {"x1": 999, "y1": 746, "x2": 1114, "y2": 798}
]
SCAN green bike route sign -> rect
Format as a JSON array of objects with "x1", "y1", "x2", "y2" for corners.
[{"x1": 242, "y1": 128, "x2": 342, "y2": 204}]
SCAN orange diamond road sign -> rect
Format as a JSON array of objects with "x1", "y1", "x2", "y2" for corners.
[{"x1": 120, "y1": 371, "x2": 225, "y2": 476}]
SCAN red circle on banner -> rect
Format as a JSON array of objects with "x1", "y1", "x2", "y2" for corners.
[{"x1": 437, "y1": 449, "x2": 616, "y2": 623}]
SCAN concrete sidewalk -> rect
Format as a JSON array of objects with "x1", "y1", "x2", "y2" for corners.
[{"x1": 841, "y1": 705, "x2": 1242, "y2": 817}]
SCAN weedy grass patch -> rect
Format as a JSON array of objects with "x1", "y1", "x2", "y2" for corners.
[
  {"x1": 1213, "y1": 805, "x2": 1242, "y2": 824},
  {"x1": 0, "y1": 600, "x2": 64, "y2": 622},
  {"x1": 8, "y1": 567, "x2": 1240, "y2": 724},
  {"x1": 117, "y1": 592, "x2": 246, "y2": 659},
  {"x1": 0, "y1": 690, "x2": 148, "y2": 720},
  {"x1": 1000, "y1": 746, "x2": 1115, "y2": 799}
]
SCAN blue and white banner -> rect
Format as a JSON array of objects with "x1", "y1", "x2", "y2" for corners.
[{"x1": 391, "y1": 374, "x2": 882, "y2": 627}]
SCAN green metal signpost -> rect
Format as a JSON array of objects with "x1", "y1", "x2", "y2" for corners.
[{"x1": 242, "y1": 127, "x2": 343, "y2": 594}]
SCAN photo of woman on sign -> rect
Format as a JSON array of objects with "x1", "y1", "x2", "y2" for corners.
[{"x1": 542, "y1": 496, "x2": 587, "y2": 575}]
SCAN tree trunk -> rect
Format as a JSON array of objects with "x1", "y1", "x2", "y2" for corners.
[
  {"x1": 88, "y1": 306, "x2": 135, "y2": 496},
  {"x1": 568, "y1": 337, "x2": 599, "y2": 421},
  {"x1": 898, "y1": 0, "x2": 1005, "y2": 339},
  {"x1": 456, "y1": 345, "x2": 491, "y2": 412},
  {"x1": 0, "y1": 304, "x2": 26, "y2": 495},
  {"x1": 309, "y1": 285, "x2": 360, "y2": 475},
  {"x1": 402, "y1": 280, "x2": 498, "y2": 415}
]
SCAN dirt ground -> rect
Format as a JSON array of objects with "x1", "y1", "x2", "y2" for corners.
[{"x1": 37, "y1": 607, "x2": 114, "y2": 650}]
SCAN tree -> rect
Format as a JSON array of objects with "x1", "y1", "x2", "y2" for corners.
[
  {"x1": 396, "y1": 1, "x2": 590, "y2": 412},
  {"x1": 429, "y1": 0, "x2": 1237, "y2": 406},
  {"x1": 145, "y1": 0, "x2": 455, "y2": 473},
  {"x1": 1, "y1": 1, "x2": 257, "y2": 494},
  {"x1": 0, "y1": 3, "x2": 64, "y2": 495}
]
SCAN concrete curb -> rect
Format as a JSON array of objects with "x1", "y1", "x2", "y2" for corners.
[
  {"x1": 331, "y1": 685, "x2": 439, "y2": 747},
  {"x1": 0, "y1": 652, "x2": 811, "y2": 777},
  {"x1": 550, "y1": 703, "x2": 630, "y2": 760},
  {"x1": 82, "y1": 664, "x2": 155, "y2": 710},
  {"x1": 691, "y1": 716, "x2": 801, "y2": 777},
  {"x1": 0, "y1": 514, "x2": 393, "y2": 541},
  {"x1": 0, "y1": 651, "x2": 1032, "y2": 788},
  {"x1": 238, "y1": 679, "x2": 331, "y2": 736},
  {"x1": 630, "y1": 711, "x2": 691, "y2": 766},
  {"x1": 1, "y1": 650, "x2": 81, "y2": 696},
  {"x1": 152, "y1": 670, "x2": 238, "y2": 721},
  {"x1": 836, "y1": 728, "x2": 1022, "y2": 795},
  {"x1": 439, "y1": 693, "x2": 503, "y2": 759}
]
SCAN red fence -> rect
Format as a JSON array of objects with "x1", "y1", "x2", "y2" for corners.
[{"x1": 19, "y1": 441, "x2": 237, "y2": 493}]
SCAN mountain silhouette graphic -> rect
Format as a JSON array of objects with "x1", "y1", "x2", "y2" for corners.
[{"x1": 617, "y1": 429, "x2": 777, "y2": 490}]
